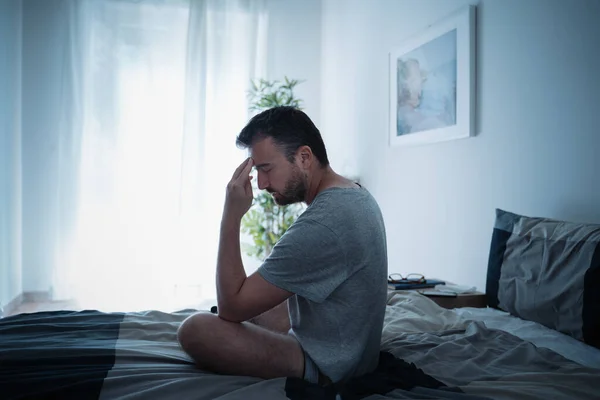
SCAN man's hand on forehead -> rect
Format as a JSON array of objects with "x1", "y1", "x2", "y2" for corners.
[{"x1": 224, "y1": 157, "x2": 254, "y2": 220}]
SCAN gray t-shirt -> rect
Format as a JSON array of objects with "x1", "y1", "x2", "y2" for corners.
[{"x1": 258, "y1": 186, "x2": 388, "y2": 383}]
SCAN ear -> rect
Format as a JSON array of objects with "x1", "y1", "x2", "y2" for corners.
[{"x1": 296, "y1": 146, "x2": 313, "y2": 169}]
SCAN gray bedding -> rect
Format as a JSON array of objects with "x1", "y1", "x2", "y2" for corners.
[
  {"x1": 381, "y1": 291, "x2": 600, "y2": 400},
  {"x1": 1, "y1": 291, "x2": 599, "y2": 399}
]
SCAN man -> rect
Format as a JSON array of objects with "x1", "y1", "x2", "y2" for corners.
[{"x1": 177, "y1": 106, "x2": 388, "y2": 385}]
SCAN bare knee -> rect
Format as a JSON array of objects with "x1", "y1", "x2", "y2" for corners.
[{"x1": 177, "y1": 312, "x2": 219, "y2": 363}]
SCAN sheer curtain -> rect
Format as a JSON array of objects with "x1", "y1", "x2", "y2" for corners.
[{"x1": 52, "y1": 0, "x2": 267, "y2": 312}]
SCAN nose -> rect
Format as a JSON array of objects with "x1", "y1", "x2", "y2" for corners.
[{"x1": 257, "y1": 170, "x2": 268, "y2": 190}]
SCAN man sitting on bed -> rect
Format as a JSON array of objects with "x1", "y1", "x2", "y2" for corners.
[{"x1": 177, "y1": 106, "x2": 388, "y2": 385}]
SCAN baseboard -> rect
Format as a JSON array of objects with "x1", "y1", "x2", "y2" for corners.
[
  {"x1": 23, "y1": 290, "x2": 51, "y2": 303},
  {"x1": 3, "y1": 291, "x2": 53, "y2": 317},
  {"x1": 3, "y1": 292, "x2": 24, "y2": 317}
]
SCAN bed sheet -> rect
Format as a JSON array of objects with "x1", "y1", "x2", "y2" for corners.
[
  {"x1": 2, "y1": 293, "x2": 600, "y2": 400},
  {"x1": 0, "y1": 306, "x2": 487, "y2": 400},
  {"x1": 454, "y1": 306, "x2": 600, "y2": 369},
  {"x1": 381, "y1": 291, "x2": 600, "y2": 400}
]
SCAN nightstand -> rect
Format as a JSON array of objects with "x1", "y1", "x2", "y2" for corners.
[{"x1": 418, "y1": 291, "x2": 487, "y2": 309}]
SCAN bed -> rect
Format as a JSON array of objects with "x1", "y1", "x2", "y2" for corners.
[
  {"x1": 2, "y1": 208, "x2": 600, "y2": 399},
  {"x1": 1, "y1": 290, "x2": 599, "y2": 400}
]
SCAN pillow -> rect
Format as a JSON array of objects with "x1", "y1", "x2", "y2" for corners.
[{"x1": 486, "y1": 208, "x2": 600, "y2": 348}]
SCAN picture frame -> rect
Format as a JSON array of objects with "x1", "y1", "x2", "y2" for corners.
[{"x1": 389, "y1": 5, "x2": 476, "y2": 147}]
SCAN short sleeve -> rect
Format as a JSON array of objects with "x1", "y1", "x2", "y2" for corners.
[{"x1": 257, "y1": 218, "x2": 347, "y2": 303}]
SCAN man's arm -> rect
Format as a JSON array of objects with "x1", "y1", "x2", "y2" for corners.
[{"x1": 216, "y1": 158, "x2": 293, "y2": 323}]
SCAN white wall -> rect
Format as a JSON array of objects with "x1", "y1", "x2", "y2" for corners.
[
  {"x1": 0, "y1": 0, "x2": 23, "y2": 308},
  {"x1": 20, "y1": 0, "x2": 71, "y2": 292},
  {"x1": 266, "y1": 0, "x2": 322, "y2": 125},
  {"x1": 321, "y1": 0, "x2": 600, "y2": 291}
]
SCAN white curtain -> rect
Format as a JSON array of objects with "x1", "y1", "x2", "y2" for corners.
[{"x1": 52, "y1": 0, "x2": 267, "y2": 312}]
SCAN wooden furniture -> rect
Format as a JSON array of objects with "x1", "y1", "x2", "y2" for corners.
[
  {"x1": 418, "y1": 291, "x2": 487, "y2": 309},
  {"x1": 387, "y1": 279, "x2": 487, "y2": 309}
]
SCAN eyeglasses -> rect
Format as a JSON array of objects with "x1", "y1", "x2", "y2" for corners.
[{"x1": 388, "y1": 273, "x2": 425, "y2": 284}]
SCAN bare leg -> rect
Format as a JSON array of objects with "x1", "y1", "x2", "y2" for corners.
[
  {"x1": 177, "y1": 312, "x2": 304, "y2": 380},
  {"x1": 248, "y1": 300, "x2": 291, "y2": 334}
]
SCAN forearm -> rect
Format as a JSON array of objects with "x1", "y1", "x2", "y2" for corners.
[{"x1": 216, "y1": 212, "x2": 246, "y2": 312}]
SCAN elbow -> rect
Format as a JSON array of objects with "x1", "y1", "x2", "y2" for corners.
[
  {"x1": 216, "y1": 299, "x2": 245, "y2": 323},
  {"x1": 217, "y1": 310, "x2": 244, "y2": 323}
]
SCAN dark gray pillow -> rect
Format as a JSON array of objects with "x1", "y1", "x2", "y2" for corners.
[{"x1": 486, "y1": 208, "x2": 600, "y2": 348}]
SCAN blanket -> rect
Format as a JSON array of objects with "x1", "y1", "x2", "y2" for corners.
[{"x1": 1, "y1": 292, "x2": 599, "y2": 399}]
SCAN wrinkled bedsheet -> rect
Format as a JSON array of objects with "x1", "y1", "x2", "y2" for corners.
[{"x1": 1, "y1": 291, "x2": 599, "y2": 399}]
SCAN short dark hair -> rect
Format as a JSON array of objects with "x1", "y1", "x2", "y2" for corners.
[{"x1": 236, "y1": 106, "x2": 330, "y2": 167}]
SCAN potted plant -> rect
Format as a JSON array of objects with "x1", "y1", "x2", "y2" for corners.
[{"x1": 241, "y1": 77, "x2": 306, "y2": 260}]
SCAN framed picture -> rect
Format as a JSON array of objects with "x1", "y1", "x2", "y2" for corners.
[{"x1": 389, "y1": 5, "x2": 476, "y2": 147}]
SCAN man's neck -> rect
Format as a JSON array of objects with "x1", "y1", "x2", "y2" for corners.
[{"x1": 304, "y1": 166, "x2": 357, "y2": 205}]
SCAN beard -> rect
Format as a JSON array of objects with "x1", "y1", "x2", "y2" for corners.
[{"x1": 269, "y1": 168, "x2": 307, "y2": 206}]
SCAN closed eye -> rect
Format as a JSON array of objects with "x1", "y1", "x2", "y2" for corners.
[{"x1": 254, "y1": 163, "x2": 271, "y2": 172}]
